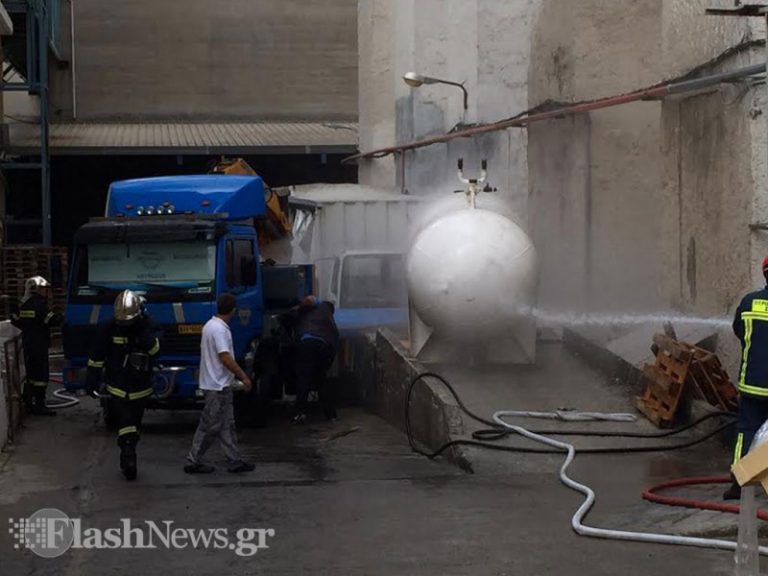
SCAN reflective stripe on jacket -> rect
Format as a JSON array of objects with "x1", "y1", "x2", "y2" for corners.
[{"x1": 734, "y1": 288, "x2": 768, "y2": 397}]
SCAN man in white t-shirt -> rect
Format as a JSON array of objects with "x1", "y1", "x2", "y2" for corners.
[{"x1": 185, "y1": 293, "x2": 255, "y2": 474}]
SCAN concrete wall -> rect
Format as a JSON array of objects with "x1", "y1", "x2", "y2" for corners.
[
  {"x1": 661, "y1": 85, "x2": 758, "y2": 315},
  {"x1": 51, "y1": 0, "x2": 358, "y2": 121},
  {"x1": 528, "y1": 0, "x2": 665, "y2": 315},
  {"x1": 358, "y1": 0, "x2": 537, "y2": 220},
  {"x1": 662, "y1": 0, "x2": 763, "y2": 78},
  {"x1": 658, "y1": 2, "x2": 766, "y2": 372}
]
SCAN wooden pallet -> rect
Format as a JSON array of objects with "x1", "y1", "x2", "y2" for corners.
[
  {"x1": 0, "y1": 247, "x2": 69, "y2": 325},
  {"x1": 680, "y1": 343, "x2": 738, "y2": 412},
  {"x1": 635, "y1": 336, "x2": 694, "y2": 428},
  {"x1": 636, "y1": 334, "x2": 739, "y2": 427}
]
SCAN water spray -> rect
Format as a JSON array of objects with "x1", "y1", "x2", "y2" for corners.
[{"x1": 519, "y1": 307, "x2": 732, "y2": 329}]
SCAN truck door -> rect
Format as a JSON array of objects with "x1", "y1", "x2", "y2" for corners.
[
  {"x1": 313, "y1": 257, "x2": 340, "y2": 303},
  {"x1": 222, "y1": 236, "x2": 262, "y2": 360}
]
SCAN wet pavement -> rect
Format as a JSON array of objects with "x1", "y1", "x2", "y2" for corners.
[{"x1": 0, "y1": 359, "x2": 758, "y2": 575}]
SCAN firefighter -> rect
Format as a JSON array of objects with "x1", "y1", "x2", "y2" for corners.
[
  {"x1": 724, "y1": 255, "x2": 768, "y2": 500},
  {"x1": 85, "y1": 290, "x2": 160, "y2": 481},
  {"x1": 10, "y1": 276, "x2": 63, "y2": 416}
]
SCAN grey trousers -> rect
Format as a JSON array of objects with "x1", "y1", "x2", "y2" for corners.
[{"x1": 187, "y1": 387, "x2": 243, "y2": 466}]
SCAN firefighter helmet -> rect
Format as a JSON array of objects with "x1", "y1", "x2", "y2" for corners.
[
  {"x1": 23, "y1": 276, "x2": 50, "y2": 300},
  {"x1": 114, "y1": 290, "x2": 142, "y2": 323}
]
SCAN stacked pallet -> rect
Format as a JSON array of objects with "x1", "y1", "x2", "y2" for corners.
[
  {"x1": 635, "y1": 334, "x2": 738, "y2": 427},
  {"x1": 0, "y1": 246, "x2": 69, "y2": 347}
]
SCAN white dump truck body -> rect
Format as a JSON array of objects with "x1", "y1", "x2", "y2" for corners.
[{"x1": 287, "y1": 184, "x2": 421, "y2": 300}]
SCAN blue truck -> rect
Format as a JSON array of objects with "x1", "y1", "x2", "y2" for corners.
[{"x1": 62, "y1": 175, "x2": 314, "y2": 425}]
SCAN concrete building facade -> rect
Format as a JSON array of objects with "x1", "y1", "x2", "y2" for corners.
[
  {"x1": 50, "y1": 0, "x2": 358, "y2": 122},
  {"x1": 356, "y1": 0, "x2": 768, "y2": 373}
]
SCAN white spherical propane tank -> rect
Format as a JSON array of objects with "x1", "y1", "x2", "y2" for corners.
[{"x1": 405, "y1": 207, "x2": 537, "y2": 341}]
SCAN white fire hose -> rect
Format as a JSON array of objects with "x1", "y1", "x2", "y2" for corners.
[{"x1": 492, "y1": 410, "x2": 768, "y2": 555}]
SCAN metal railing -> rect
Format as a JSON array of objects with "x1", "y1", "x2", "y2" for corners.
[
  {"x1": 46, "y1": 0, "x2": 60, "y2": 51},
  {"x1": 0, "y1": 322, "x2": 25, "y2": 449}
]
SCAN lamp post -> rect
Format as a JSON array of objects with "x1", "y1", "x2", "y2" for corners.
[{"x1": 402, "y1": 72, "x2": 468, "y2": 110}]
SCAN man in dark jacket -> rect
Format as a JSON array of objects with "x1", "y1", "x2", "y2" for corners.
[
  {"x1": 86, "y1": 290, "x2": 160, "y2": 481},
  {"x1": 725, "y1": 256, "x2": 768, "y2": 500},
  {"x1": 280, "y1": 296, "x2": 340, "y2": 424},
  {"x1": 11, "y1": 276, "x2": 63, "y2": 415}
]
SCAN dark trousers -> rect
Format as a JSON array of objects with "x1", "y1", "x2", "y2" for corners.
[
  {"x1": 732, "y1": 394, "x2": 768, "y2": 465},
  {"x1": 113, "y1": 397, "x2": 147, "y2": 454},
  {"x1": 23, "y1": 348, "x2": 49, "y2": 408},
  {"x1": 295, "y1": 339, "x2": 336, "y2": 417}
]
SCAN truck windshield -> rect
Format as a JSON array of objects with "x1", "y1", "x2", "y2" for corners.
[
  {"x1": 339, "y1": 254, "x2": 408, "y2": 309},
  {"x1": 71, "y1": 241, "x2": 216, "y2": 302}
]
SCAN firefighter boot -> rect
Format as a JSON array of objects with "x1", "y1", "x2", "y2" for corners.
[
  {"x1": 32, "y1": 387, "x2": 56, "y2": 416},
  {"x1": 23, "y1": 383, "x2": 34, "y2": 414},
  {"x1": 120, "y1": 444, "x2": 138, "y2": 481},
  {"x1": 723, "y1": 474, "x2": 742, "y2": 501}
]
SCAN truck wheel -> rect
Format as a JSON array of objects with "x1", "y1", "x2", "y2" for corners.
[{"x1": 102, "y1": 397, "x2": 118, "y2": 430}]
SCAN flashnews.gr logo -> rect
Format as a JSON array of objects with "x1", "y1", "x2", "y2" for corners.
[
  {"x1": 8, "y1": 508, "x2": 74, "y2": 558},
  {"x1": 8, "y1": 509, "x2": 275, "y2": 558}
]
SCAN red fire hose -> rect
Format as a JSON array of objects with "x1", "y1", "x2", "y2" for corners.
[{"x1": 643, "y1": 476, "x2": 768, "y2": 520}]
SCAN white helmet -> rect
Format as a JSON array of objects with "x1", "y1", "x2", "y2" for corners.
[
  {"x1": 23, "y1": 276, "x2": 50, "y2": 301},
  {"x1": 114, "y1": 290, "x2": 142, "y2": 323}
]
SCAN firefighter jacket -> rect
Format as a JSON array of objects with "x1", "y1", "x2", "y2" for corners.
[
  {"x1": 733, "y1": 287, "x2": 768, "y2": 397},
  {"x1": 10, "y1": 293, "x2": 62, "y2": 351},
  {"x1": 86, "y1": 315, "x2": 160, "y2": 401}
]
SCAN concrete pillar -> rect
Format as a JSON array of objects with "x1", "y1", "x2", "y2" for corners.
[{"x1": 357, "y1": 0, "x2": 398, "y2": 189}]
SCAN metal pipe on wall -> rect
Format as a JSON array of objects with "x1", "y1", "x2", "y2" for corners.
[
  {"x1": 344, "y1": 62, "x2": 767, "y2": 165},
  {"x1": 70, "y1": 0, "x2": 76, "y2": 119},
  {"x1": 40, "y1": 3, "x2": 51, "y2": 247}
]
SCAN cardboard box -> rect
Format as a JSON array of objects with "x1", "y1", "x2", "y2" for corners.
[{"x1": 732, "y1": 440, "x2": 768, "y2": 493}]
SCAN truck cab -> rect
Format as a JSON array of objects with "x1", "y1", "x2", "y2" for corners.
[
  {"x1": 62, "y1": 175, "x2": 313, "y2": 416},
  {"x1": 318, "y1": 250, "x2": 409, "y2": 337}
]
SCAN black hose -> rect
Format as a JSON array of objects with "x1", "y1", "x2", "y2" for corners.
[{"x1": 405, "y1": 372, "x2": 737, "y2": 461}]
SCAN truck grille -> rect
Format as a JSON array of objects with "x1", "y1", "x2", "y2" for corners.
[
  {"x1": 159, "y1": 326, "x2": 201, "y2": 355},
  {"x1": 63, "y1": 324, "x2": 200, "y2": 358}
]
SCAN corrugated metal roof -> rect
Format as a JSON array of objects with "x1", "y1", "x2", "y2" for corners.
[{"x1": 6, "y1": 121, "x2": 358, "y2": 155}]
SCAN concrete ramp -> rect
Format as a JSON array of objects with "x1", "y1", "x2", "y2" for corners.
[
  {"x1": 606, "y1": 322, "x2": 719, "y2": 372},
  {"x1": 565, "y1": 322, "x2": 720, "y2": 393}
]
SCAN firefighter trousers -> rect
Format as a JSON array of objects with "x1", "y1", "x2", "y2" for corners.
[
  {"x1": 112, "y1": 397, "x2": 148, "y2": 454},
  {"x1": 23, "y1": 349, "x2": 50, "y2": 409}
]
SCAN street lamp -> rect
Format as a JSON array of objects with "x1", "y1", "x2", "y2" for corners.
[{"x1": 402, "y1": 72, "x2": 468, "y2": 110}]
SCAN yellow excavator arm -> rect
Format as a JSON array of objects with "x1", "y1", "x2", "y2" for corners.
[{"x1": 209, "y1": 157, "x2": 292, "y2": 245}]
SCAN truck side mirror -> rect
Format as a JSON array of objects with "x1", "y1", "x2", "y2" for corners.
[{"x1": 241, "y1": 255, "x2": 257, "y2": 286}]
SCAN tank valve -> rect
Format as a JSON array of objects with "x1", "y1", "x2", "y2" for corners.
[{"x1": 457, "y1": 158, "x2": 490, "y2": 209}]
